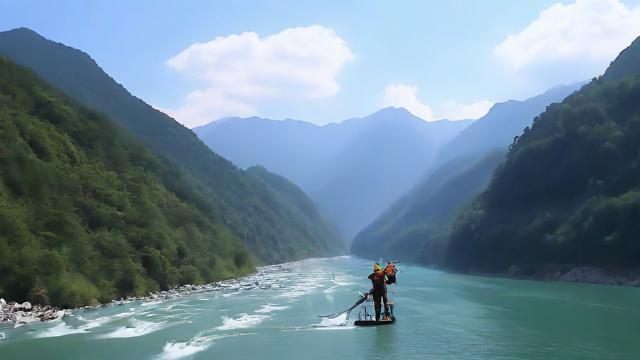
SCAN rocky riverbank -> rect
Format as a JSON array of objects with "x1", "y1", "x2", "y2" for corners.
[
  {"x1": 0, "y1": 261, "x2": 296, "y2": 328},
  {"x1": 505, "y1": 264, "x2": 640, "y2": 286},
  {"x1": 0, "y1": 298, "x2": 66, "y2": 327}
]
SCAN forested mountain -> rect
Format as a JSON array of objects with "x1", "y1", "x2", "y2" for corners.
[
  {"x1": 0, "y1": 27, "x2": 343, "y2": 264},
  {"x1": 246, "y1": 166, "x2": 343, "y2": 258},
  {"x1": 436, "y1": 83, "x2": 582, "y2": 165},
  {"x1": 351, "y1": 150, "x2": 505, "y2": 263},
  {"x1": 0, "y1": 57, "x2": 253, "y2": 307},
  {"x1": 445, "y1": 36, "x2": 640, "y2": 274},
  {"x1": 350, "y1": 84, "x2": 581, "y2": 264},
  {"x1": 195, "y1": 107, "x2": 473, "y2": 240},
  {"x1": 602, "y1": 36, "x2": 640, "y2": 81}
]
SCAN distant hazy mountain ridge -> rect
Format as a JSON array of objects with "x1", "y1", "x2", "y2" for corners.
[
  {"x1": 195, "y1": 107, "x2": 473, "y2": 241},
  {"x1": 350, "y1": 82, "x2": 582, "y2": 263}
]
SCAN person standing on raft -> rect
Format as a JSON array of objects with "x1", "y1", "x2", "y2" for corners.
[{"x1": 368, "y1": 263, "x2": 391, "y2": 321}]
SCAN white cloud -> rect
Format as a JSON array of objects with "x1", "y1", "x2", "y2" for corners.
[
  {"x1": 381, "y1": 84, "x2": 493, "y2": 121},
  {"x1": 381, "y1": 84, "x2": 434, "y2": 120},
  {"x1": 495, "y1": 0, "x2": 640, "y2": 72},
  {"x1": 439, "y1": 100, "x2": 495, "y2": 121},
  {"x1": 158, "y1": 90, "x2": 256, "y2": 127},
  {"x1": 166, "y1": 25, "x2": 354, "y2": 127}
]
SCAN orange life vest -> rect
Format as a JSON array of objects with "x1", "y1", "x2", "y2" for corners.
[{"x1": 384, "y1": 263, "x2": 396, "y2": 275}]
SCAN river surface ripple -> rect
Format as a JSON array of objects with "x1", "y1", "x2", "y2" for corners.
[{"x1": 1, "y1": 256, "x2": 640, "y2": 359}]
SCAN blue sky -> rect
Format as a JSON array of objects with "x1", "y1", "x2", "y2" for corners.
[{"x1": 2, "y1": 0, "x2": 640, "y2": 126}]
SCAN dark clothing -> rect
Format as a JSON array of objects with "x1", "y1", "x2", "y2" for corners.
[
  {"x1": 385, "y1": 264, "x2": 397, "y2": 284},
  {"x1": 372, "y1": 290, "x2": 389, "y2": 321},
  {"x1": 386, "y1": 273, "x2": 397, "y2": 285},
  {"x1": 368, "y1": 271, "x2": 386, "y2": 291},
  {"x1": 368, "y1": 271, "x2": 389, "y2": 321}
]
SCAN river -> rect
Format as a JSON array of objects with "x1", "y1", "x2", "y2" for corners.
[{"x1": 1, "y1": 256, "x2": 640, "y2": 359}]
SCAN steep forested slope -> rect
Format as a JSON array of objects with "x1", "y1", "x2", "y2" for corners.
[
  {"x1": 445, "y1": 36, "x2": 640, "y2": 273},
  {"x1": 246, "y1": 166, "x2": 344, "y2": 258},
  {"x1": 436, "y1": 84, "x2": 582, "y2": 165},
  {"x1": 0, "y1": 57, "x2": 252, "y2": 307},
  {"x1": 602, "y1": 36, "x2": 640, "y2": 81},
  {"x1": 351, "y1": 150, "x2": 505, "y2": 263},
  {"x1": 0, "y1": 27, "x2": 342, "y2": 263},
  {"x1": 350, "y1": 84, "x2": 580, "y2": 264}
]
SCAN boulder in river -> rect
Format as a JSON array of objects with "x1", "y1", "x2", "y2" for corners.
[{"x1": 12, "y1": 302, "x2": 33, "y2": 312}]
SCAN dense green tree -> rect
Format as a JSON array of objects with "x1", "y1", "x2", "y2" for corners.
[
  {"x1": 0, "y1": 57, "x2": 254, "y2": 307},
  {"x1": 0, "y1": 28, "x2": 343, "y2": 264},
  {"x1": 246, "y1": 166, "x2": 345, "y2": 258},
  {"x1": 445, "y1": 36, "x2": 640, "y2": 273}
]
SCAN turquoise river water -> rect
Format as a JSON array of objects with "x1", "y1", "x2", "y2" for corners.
[{"x1": 1, "y1": 256, "x2": 640, "y2": 359}]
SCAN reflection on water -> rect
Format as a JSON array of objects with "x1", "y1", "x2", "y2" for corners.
[
  {"x1": 1, "y1": 256, "x2": 640, "y2": 360},
  {"x1": 373, "y1": 325, "x2": 397, "y2": 355}
]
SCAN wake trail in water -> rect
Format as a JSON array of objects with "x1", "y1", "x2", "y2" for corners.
[
  {"x1": 315, "y1": 314, "x2": 355, "y2": 329},
  {"x1": 98, "y1": 318, "x2": 169, "y2": 339},
  {"x1": 217, "y1": 314, "x2": 269, "y2": 330},
  {"x1": 255, "y1": 304, "x2": 290, "y2": 314},
  {"x1": 156, "y1": 333, "x2": 249, "y2": 360},
  {"x1": 34, "y1": 322, "x2": 87, "y2": 338}
]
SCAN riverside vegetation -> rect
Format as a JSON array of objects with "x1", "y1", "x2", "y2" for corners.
[
  {"x1": 0, "y1": 27, "x2": 345, "y2": 266},
  {"x1": 0, "y1": 57, "x2": 254, "y2": 308},
  {"x1": 0, "y1": 27, "x2": 344, "y2": 310}
]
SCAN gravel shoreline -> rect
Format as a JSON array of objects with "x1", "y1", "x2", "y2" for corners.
[{"x1": 0, "y1": 261, "x2": 298, "y2": 328}]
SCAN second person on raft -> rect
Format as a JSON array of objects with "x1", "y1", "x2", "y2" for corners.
[{"x1": 367, "y1": 262, "x2": 397, "y2": 321}]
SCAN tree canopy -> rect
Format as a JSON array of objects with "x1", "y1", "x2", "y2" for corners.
[
  {"x1": 445, "y1": 58, "x2": 640, "y2": 272},
  {"x1": 0, "y1": 57, "x2": 254, "y2": 307}
]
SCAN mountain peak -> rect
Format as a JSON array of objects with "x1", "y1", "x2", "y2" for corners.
[
  {"x1": 0, "y1": 27, "x2": 54, "y2": 46},
  {"x1": 360, "y1": 107, "x2": 429, "y2": 125},
  {"x1": 373, "y1": 106, "x2": 416, "y2": 118},
  {"x1": 0, "y1": 26, "x2": 102, "y2": 72},
  {"x1": 2, "y1": 27, "x2": 41, "y2": 36},
  {"x1": 603, "y1": 35, "x2": 640, "y2": 81}
]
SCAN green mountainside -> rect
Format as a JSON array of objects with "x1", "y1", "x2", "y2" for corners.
[
  {"x1": 246, "y1": 166, "x2": 344, "y2": 258},
  {"x1": 601, "y1": 36, "x2": 640, "y2": 81},
  {"x1": 435, "y1": 84, "x2": 581, "y2": 166},
  {"x1": 445, "y1": 36, "x2": 640, "y2": 273},
  {"x1": 351, "y1": 150, "x2": 505, "y2": 264},
  {"x1": 0, "y1": 28, "x2": 343, "y2": 264},
  {"x1": 350, "y1": 83, "x2": 580, "y2": 264},
  {"x1": 0, "y1": 57, "x2": 252, "y2": 307}
]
